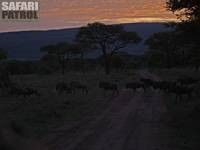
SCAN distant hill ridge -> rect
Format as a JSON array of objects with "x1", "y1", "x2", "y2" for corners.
[{"x1": 0, "y1": 23, "x2": 171, "y2": 60}]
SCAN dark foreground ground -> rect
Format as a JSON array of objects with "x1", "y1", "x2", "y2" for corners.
[{"x1": 0, "y1": 69, "x2": 200, "y2": 150}]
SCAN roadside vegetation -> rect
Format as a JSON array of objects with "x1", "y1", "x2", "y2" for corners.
[{"x1": 0, "y1": 0, "x2": 200, "y2": 149}]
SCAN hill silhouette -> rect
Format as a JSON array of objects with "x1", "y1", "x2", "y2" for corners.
[{"x1": 0, "y1": 23, "x2": 171, "y2": 59}]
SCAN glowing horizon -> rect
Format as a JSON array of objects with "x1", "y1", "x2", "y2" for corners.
[{"x1": 0, "y1": 0, "x2": 177, "y2": 32}]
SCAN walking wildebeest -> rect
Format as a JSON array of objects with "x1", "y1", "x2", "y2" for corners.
[
  {"x1": 126, "y1": 82, "x2": 145, "y2": 92},
  {"x1": 168, "y1": 85, "x2": 194, "y2": 101},
  {"x1": 99, "y1": 81, "x2": 119, "y2": 95},
  {"x1": 25, "y1": 88, "x2": 40, "y2": 97},
  {"x1": 0, "y1": 72, "x2": 13, "y2": 96},
  {"x1": 56, "y1": 82, "x2": 73, "y2": 94},
  {"x1": 9, "y1": 85, "x2": 40, "y2": 97},
  {"x1": 151, "y1": 81, "x2": 177, "y2": 92},
  {"x1": 140, "y1": 78, "x2": 154, "y2": 89},
  {"x1": 176, "y1": 77, "x2": 200, "y2": 86},
  {"x1": 10, "y1": 85, "x2": 27, "y2": 97},
  {"x1": 70, "y1": 81, "x2": 88, "y2": 94}
]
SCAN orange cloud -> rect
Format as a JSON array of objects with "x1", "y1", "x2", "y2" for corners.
[{"x1": 0, "y1": 0, "x2": 177, "y2": 32}]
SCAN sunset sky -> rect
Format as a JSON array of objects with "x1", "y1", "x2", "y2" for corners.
[{"x1": 0, "y1": 0, "x2": 177, "y2": 32}]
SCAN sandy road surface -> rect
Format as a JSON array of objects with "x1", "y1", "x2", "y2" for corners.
[{"x1": 43, "y1": 71, "x2": 175, "y2": 150}]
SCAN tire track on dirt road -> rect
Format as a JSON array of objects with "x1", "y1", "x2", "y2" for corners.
[
  {"x1": 43, "y1": 71, "x2": 174, "y2": 150},
  {"x1": 46, "y1": 90, "x2": 140, "y2": 150}
]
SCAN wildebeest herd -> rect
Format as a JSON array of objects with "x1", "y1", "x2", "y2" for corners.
[
  {"x1": 56, "y1": 81, "x2": 88, "y2": 94},
  {"x1": 137, "y1": 77, "x2": 200, "y2": 100},
  {"x1": 0, "y1": 72, "x2": 200, "y2": 101},
  {"x1": 98, "y1": 76, "x2": 200, "y2": 101},
  {"x1": 0, "y1": 81, "x2": 40, "y2": 97}
]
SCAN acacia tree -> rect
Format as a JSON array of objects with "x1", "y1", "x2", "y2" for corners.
[
  {"x1": 40, "y1": 42, "x2": 72, "y2": 75},
  {"x1": 70, "y1": 43, "x2": 88, "y2": 72},
  {"x1": 0, "y1": 48, "x2": 7, "y2": 72},
  {"x1": 167, "y1": 0, "x2": 200, "y2": 39},
  {"x1": 0, "y1": 48, "x2": 9, "y2": 87},
  {"x1": 0, "y1": 48, "x2": 7, "y2": 61},
  {"x1": 76, "y1": 22, "x2": 141, "y2": 74},
  {"x1": 167, "y1": 0, "x2": 200, "y2": 21},
  {"x1": 71, "y1": 41, "x2": 94, "y2": 72},
  {"x1": 70, "y1": 43, "x2": 90, "y2": 61},
  {"x1": 187, "y1": 45, "x2": 200, "y2": 70},
  {"x1": 166, "y1": 0, "x2": 200, "y2": 69},
  {"x1": 145, "y1": 31, "x2": 183, "y2": 68}
]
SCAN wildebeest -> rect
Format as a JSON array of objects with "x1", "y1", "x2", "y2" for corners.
[
  {"x1": 10, "y1": 86, "x2": 27, "y2": 97},
  {"x1": 56, "y1": 82, "x2": 73, "y2": 94},
  {"x1": 0, "y1": 72, "x2": 13, "y2": 96},
  {"x1": 126, "y1": 82, "x2": 145, "y2": 92},
  {"x1": 25, "y1": 88, "x2": 40, "y2": 97},
  {"x1": 70, "y1": 81, "x2": 88, "y2": 94},
  {"x1": 176, "y1": 77, "x2": 200, "y2": 86},
  {"x1": 168, "y1": 85, "x2": 194, "y2": 101},
  {"x1": 9, "y1": 85, "x2": 40, "y2": 97},
  {"x1": 0, "y1": 71, "x2": 12, "y2": 88},
  {"x1": 0, "y1": 121, "x2": 49, "y2": 150},
  {"x1": 99, "y1": 81, "x2": 119, "y2": 95},
  {"x1": 140, "y1": 78, "x2": 154, "y2": 89},
  {"x1": 151, "y1": 81, "x2": 177, "y2": 92}
]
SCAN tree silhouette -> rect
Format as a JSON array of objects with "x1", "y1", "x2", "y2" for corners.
[
  {"x1": 0, "y1": 48, "x2": 7, "y2": 74},
  {"x1": 0, "y1": 48, "x2": 9, "y2": 88},
  {"x1": 166, "y1": 0, "x2": 200, "y2": 69},
  {"x1": 41, "y1": 42, "x2": 72, "y2": 75},
  {"x1": 187, "y1": 46, "x2": 200, "y2": 70},
  {"x1": 145, "y1": 31, "x2": 182, "y2": 68},
  {"x1": 0, "y1": 48, "x2": 7, "y2": 61},
  {"x1": 69, "y1": 43, "x2": 86, "y2": 72},
  {"x1": 167, "y1": 0, "x2": 200, "y2": 21},
  {"x1": 76, "y1": 22, "x2": 141, "y2": 74},
  {"x1": 70, "y1": 43, "x2": 90, "y2": 61},
  {"x1": 71, "y1": 40, "x2": 94, "y2": 73}
]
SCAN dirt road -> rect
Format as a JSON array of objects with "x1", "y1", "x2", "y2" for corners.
[{"x1": 43, "y1": 71, "x2": 174, "y2": 150}]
